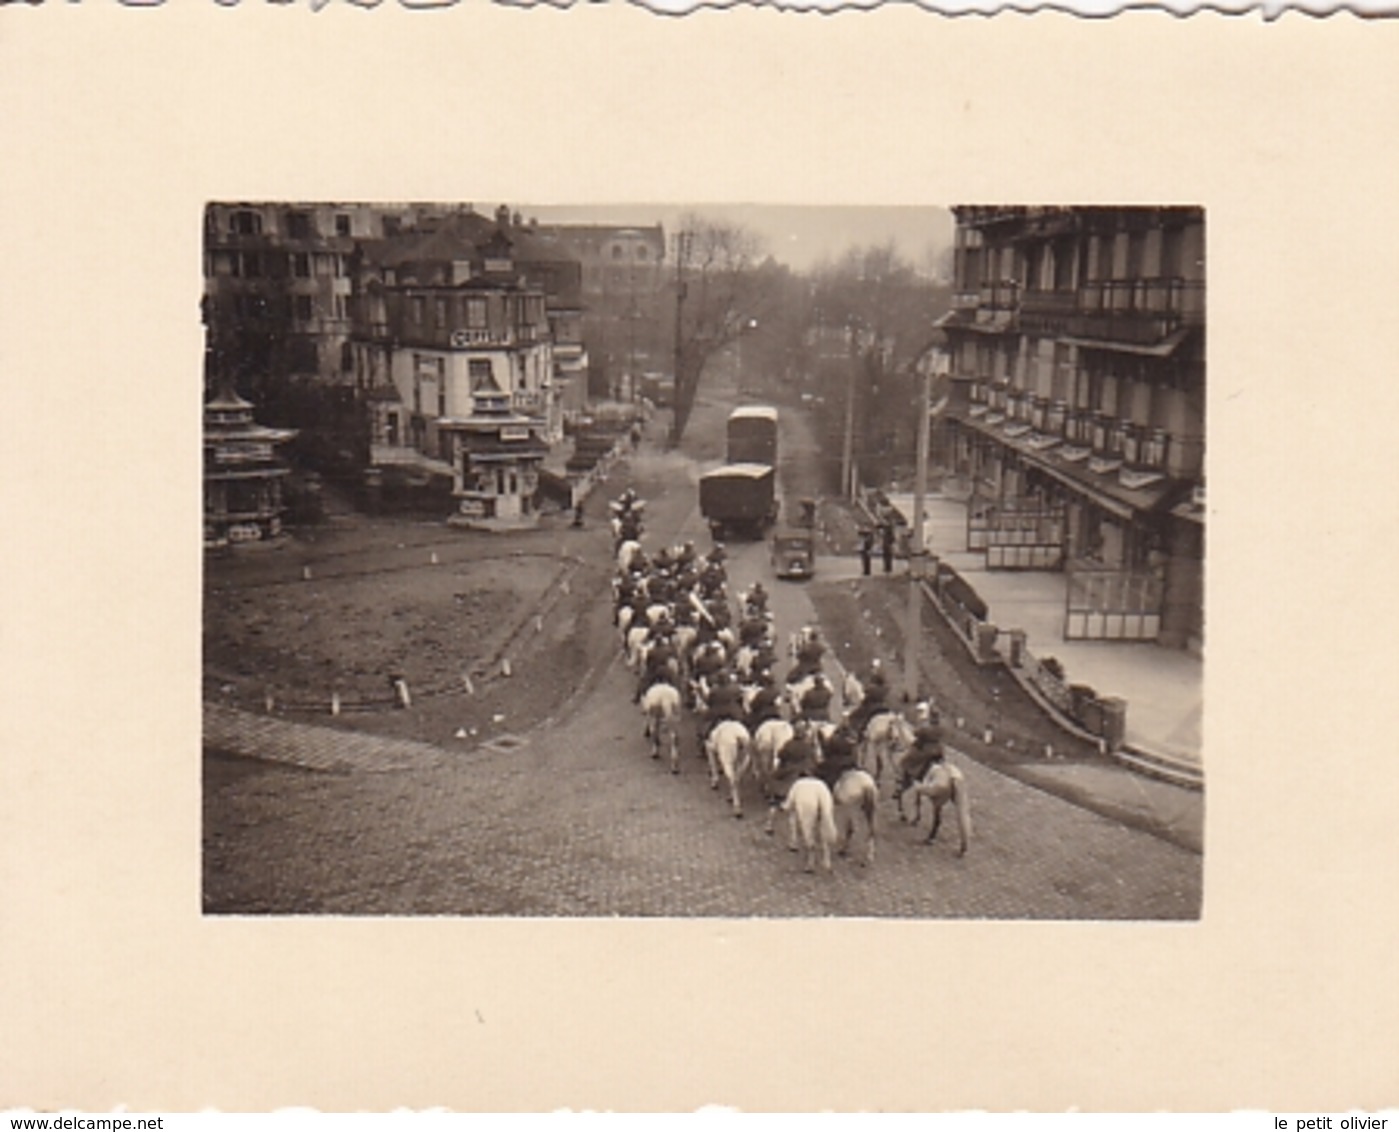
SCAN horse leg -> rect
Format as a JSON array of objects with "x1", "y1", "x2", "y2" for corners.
[
  {"x1": 953, "y1": 785, "x2": 970, "y2": 856},
  {"x1": 862, "y1": 789, "x2": 877, "y2": 867},
  {"x1": 668, "y1": 726, "x2": 681, "y2": 775},
  {"x1": 926, "y1": 797, "x2": 944, "y2": 845},
  {"x1": 819, "y1": 794, "x2": 836, "y2": 874}
]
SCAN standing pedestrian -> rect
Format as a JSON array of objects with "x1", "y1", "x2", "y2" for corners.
[
  {"x1": 859, "y1": 528, "x2": 873, "y2": 576},
  {"x1": 880, "y1": 521, "x2": 895, "y2": 574}
]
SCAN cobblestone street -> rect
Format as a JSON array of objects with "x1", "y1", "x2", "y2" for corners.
[{"x1": 205, "y1": 631, "x2": 1200, "y2": 917}]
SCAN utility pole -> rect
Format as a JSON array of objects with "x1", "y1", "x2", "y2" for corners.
[
  {"x1": 670, "y1": 231, "x2": 690, "y2": 445},
  {"x1": 905, "y1": 355, "x2": 933, "y2": 704},
  {"x1": 841, "y1": 322, "x2": 857, "y2": 499}
]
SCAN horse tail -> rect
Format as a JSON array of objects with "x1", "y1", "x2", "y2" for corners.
[
  {"x1": 861, "y1": 779, "x2": 877, "y2": 836},
  {"x1": 819, "y1": 787, "x2": 838, "y2": 848}
]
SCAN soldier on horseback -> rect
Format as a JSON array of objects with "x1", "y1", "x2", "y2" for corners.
[
  {"x1": 845, "y1": 658, "x2": 895, "y2": 741},
  {"x1": 745, "y1": 670, "x2": 784, "y2": 732},
  {"x1": 796, "y1": 671, "x2": 834, "y2": 723},
  {"x1": 895, "y1": 710, "x2": 945, "y2": 793},
  {"x1": 764, "y1": 718, "x2": 820, "y2": 809},
  {"x1": 813, "y1": 725, "x2": 860, "y2": 791},
  {"x1": 634, "y1": 624, "x2": 678, "y2": 704},
  {"x1": 699, "y1": 669, "x2": 745, "y2": 744}
]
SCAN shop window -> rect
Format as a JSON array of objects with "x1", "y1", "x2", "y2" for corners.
[{"x1": 469, "y1": 359, "x2": 500, "y2": 393}]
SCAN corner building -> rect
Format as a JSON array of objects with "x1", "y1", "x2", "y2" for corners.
[{"x1": 940, "y1": 206, "x2": 1204, "y2": 652}]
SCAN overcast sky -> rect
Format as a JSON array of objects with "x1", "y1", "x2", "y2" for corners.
[{"x1": 519, "y1": 203, "x2": 955, "y2": 277}]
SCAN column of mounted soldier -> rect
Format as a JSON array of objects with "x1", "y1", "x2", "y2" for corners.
[{"x1": 608, "y1": 489, "x2": 973, "y2": 872}]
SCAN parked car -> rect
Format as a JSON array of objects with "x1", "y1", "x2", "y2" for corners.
[{"x1": 771, "y1": 525, "x2": 816, "y2": 580}]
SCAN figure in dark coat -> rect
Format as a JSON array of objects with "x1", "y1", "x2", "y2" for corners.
[
  {"x1": 765, "y1": 723, "x2": 821, "y2": 806},
  {"x1": 814, "y1": 726, "x2": 860, "y2": 789},
  {"x1": 797, "y1": 673, "x2": 834, "y2": 723}
]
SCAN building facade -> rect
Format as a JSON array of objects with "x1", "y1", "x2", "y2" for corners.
[
  {"x1": 347, "y1": 215, "x2": 559, "y2": 524},
  {"x1": 203, "y1": 203, "x2": 399, "y2": 393},
  {"x1": 940, "y1": 206, "x2": 1205, "y2": 651},
  {"x1": 528, "y1": 222, "x2": 667, "y2": 400}
]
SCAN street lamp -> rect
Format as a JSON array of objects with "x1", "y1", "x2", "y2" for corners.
[{"x1": 736, "y1": 317, "x2": 757, "y2": 392}]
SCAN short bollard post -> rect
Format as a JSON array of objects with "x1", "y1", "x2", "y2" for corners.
[
  {"x1": 330, "y1": 691, "x2": 341, "y2": 717},
  {"x1": 393, "y1": 678, "x2": 412, "y2": 709}
]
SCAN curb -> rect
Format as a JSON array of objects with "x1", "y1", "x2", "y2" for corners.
[{"x1": 850, "y1": 491, "x2": 1202, "y2": 789}]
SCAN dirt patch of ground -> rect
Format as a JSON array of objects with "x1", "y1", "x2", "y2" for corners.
[{"x1": 204, "y1": 483, "x2": 630, "y2": 750}]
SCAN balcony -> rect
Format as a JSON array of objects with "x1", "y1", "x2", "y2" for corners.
[
  {"x1": 1078, "y1": 278, "x2": 1204, "y2": 322},
  {"x1": 978, "y1": 281, "x2": 1020, "y2": 311},
  {"x1": 1019, "y1": 289, "x2": 1078, "y2": 317},
  {"x1": 952, "y1": 291, "x2": 980, "y2": 312}
]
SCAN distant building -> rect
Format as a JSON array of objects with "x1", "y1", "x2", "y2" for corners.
[
  {"x1": 528, "y1": 222, "x2": 667, "y2": 400},
  {"x1": 940, "y1": 206, "x2": 1205, "y2": 652},
  {"x1": 203, "y1": 382, "x2": 297, "y2": 549}
]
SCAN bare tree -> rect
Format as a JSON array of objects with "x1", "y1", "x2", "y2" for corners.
[{"x1": 668, "y1": 214, "x2": 770, "y2": 444}]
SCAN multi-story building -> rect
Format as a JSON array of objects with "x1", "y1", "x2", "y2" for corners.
[
  {"x1": 939, "y1": 206, "x2": 1205, "y2": 651},
  {"x1": 528, "y1": 222, "x2": 667, "y2": 400},
  {"x1": 347, "y1": 213, "x2": 561, "y2": 525},
  {"x1": 203, "y1": 203, "x2": 395, "y2": 393}
]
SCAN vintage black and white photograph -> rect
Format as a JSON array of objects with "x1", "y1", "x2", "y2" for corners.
[{"x1": 201, "y1": 202, "x2": 1205, "y2": 918}]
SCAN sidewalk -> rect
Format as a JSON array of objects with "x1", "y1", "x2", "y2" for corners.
[{"x1": 884, "y1": 491, "x2": 1203, "y2": 770}]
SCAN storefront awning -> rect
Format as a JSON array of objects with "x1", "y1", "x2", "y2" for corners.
[{"x1": 964, "y1": 416, "x2": 1184, "y2": 520}]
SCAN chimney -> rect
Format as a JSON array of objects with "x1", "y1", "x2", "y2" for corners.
[{"x1": 496, "y1": 204, "x2": 510, "y2": 227}]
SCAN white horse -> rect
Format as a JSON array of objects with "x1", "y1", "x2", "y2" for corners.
[
  {"x1": 895, "y1": 754, "x2": 972, "y2": 856},
  {"x1": 830, "y1": 769, "x2": 879, "y2": 867},
  {"x1": 781, "y1": 778, "x2": 839, "y2": 874},
  {"x1": 841, "y1": 669, "x2": 866, "y2": 713},
  {"x1": 788, "y1": 625, "x2": 822, "y2": 661},
  {"x1": 704, "y1": 718, "x2": 752, "y2": 818},
  {"x1": 861, "y1": 711, "x2": 916, "y2": 783},
  {"x1": 640, "y1": 680, "x2": 683, "y2": 775},
  {"x1": 752, "y1": 718, "x2": 795, "y2": 783},
  {"x1": 625, "y1": 624, "x2": 652, "y2": 671},
  {"x1": 616, "y1": 538, "x2": 643, "y2": 572}
]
